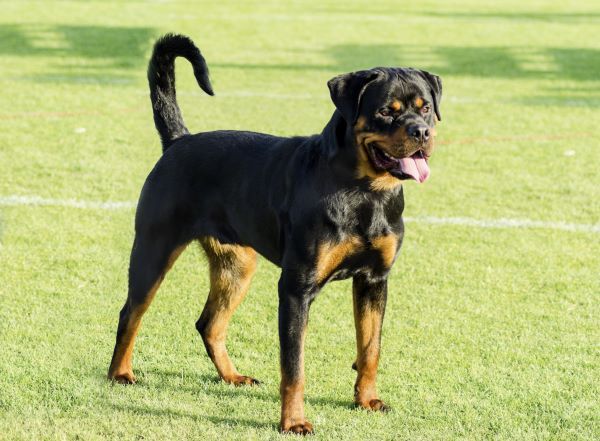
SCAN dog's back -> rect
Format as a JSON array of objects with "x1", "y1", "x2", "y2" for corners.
[{"x1": 136, "y1": 127, "x2": 319, "y2": 264}]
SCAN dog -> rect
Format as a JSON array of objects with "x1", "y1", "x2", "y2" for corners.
[{"x1": 108, "y1": 34, "x2": 442, "y2": 435}]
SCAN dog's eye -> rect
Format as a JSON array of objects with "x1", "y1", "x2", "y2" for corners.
[
  {"x1": 378, "y1": 108, "x2": 392, "y2": 117},
  {"x1": 421, "y1": 105, "x2": 431, "y2": 115}
]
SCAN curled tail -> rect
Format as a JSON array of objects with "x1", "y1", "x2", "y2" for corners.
[{"x1": 148, "y1": 34, "x2": 214, "y2": 152}]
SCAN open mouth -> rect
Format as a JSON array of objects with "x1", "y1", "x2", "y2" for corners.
[{"x1": 366, "y1": 143, "x2": 430, "y2": 183}]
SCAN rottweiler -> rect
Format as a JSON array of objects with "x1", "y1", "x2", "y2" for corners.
[{"x1": 108, "y1": 34, "x2": 442, "y2": 435}]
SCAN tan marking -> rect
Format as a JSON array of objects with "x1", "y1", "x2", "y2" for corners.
[
  {"x1": 353, "y1": 132, "x2": 403, "y2": 192},
  {"x1": 199, "y1": 237, "x2": 257, "y2": 383},
  {"x1": 108, "y1": 303, "x2": 150, "y2": 382},
  {"x1": 354, "y1": 125, "x2": 430, "y2": 192},
  {"x1": 280, "y1": 373, "x2": 305, "y2": 429},
  {"x1": 370, "y1": 174, "x2": 402, "y2": 192},
  {"x1": 354, "y1": 116, "x2": 367, "y2": 131},
  {"x1": 315, "y1": 236, "x2": 363, "y2": 284},
  {"x1": 354, "y1": 134, "x2": 395, "y2": 178},
  {"x1": 108, "y1": 244, "x2": 187, "y2": 382},
  {"x1": 352, "y1": 282, "x2": 384, "y2": 408},
  {"x1": 354, "y1": 134, "x2": 380, "y2": 180},
  {"x1": 390, "y1": 100, "x2": 402, "y2": 111},
  {"x1": 414, "y1": 97, "x2": 424, "y2": 108},
  {"x1": 371, "y1": 234, "x2": 398, "y2": 268}
]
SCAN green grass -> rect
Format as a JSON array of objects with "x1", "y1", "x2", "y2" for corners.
[{"x1": 1, "y1": 1, "x2": 599, "y2": 439}]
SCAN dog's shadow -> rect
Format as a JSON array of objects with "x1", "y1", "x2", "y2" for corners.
[
  {"x1": 110, "y1": 365, "x2": 353, "y2": 410},
  {"x1": 104, "y1": 366, "x2": 355, "y2": 432},
  {"x1": 144, "y1": 366, "x2": 353, "y2": 409}
]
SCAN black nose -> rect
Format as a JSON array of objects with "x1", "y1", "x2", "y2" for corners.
[{"x1": 407, "y1": 125, "x2": 430, "y2": 143}]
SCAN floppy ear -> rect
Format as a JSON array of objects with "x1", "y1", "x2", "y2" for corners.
[
  {"x1": 327, "y1": 69, "x2": 383, "y2": 124},
  {"x1": 419, "y1": 70, "x2": 443, "y2": 121}
]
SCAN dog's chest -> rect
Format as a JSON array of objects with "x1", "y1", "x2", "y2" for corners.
[
  {"x1": 314, "y1": 233, "x2": 399, "y2": 283},
  {"x1": 314, "y1": 193, "x2": 404, "y2": 283}
]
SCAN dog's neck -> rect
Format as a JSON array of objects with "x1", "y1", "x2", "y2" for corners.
[{"x1": 320, "y1": 110, "x2": 365, "y2": 185}]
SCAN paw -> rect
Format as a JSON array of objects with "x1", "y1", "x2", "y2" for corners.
[
  {"x1": 225, "y1": 374, "x2": 261, "y2": 386},
  {"x1": 356, "y1": 398, "x2": 391, "y2": 412},
  {"x1": 109, "y1": 371, "x2": 136, "y2": 384},
  {"x1": 280, "y1": 420, "x2": 314, "y2": 435}
]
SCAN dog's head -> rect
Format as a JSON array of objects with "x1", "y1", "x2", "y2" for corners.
[{"x1": 328, "y1": 68, "x2": 442, "y2": 189}]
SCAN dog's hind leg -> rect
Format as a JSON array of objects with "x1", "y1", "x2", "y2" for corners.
[
  {"x1": 196, "y1": 237, "x2": 258, "y2": 385},
  {"x1": 108, "y1": 232, "x2": 187, "y2": 384}
]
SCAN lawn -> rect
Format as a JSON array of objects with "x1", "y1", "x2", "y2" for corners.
[{"x1": 0, "y1": 1, "x2": 599, "y2": 440}]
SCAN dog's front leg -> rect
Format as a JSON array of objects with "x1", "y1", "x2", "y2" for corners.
[
  {"x1": 278, "y1": 270, "x2": 317, "y2": 435},
  {"x1": 352, "y1": 273, "x2": 390, "y2": 412}
]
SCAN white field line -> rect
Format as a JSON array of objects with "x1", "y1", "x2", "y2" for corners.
[
  {"x1": 403, "y1": 216, "x2": 600, "y2": 234},
  {"x1": 0, "y1": 195, "x2": 135, "y2": 210},
  {"x1": 1, "y1": 194, "x2": 599, "y2": 234}
]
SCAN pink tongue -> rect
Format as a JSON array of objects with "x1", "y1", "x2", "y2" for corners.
[{"x1": 398, "y1": 153, "x2": 430, "y2": 183}]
